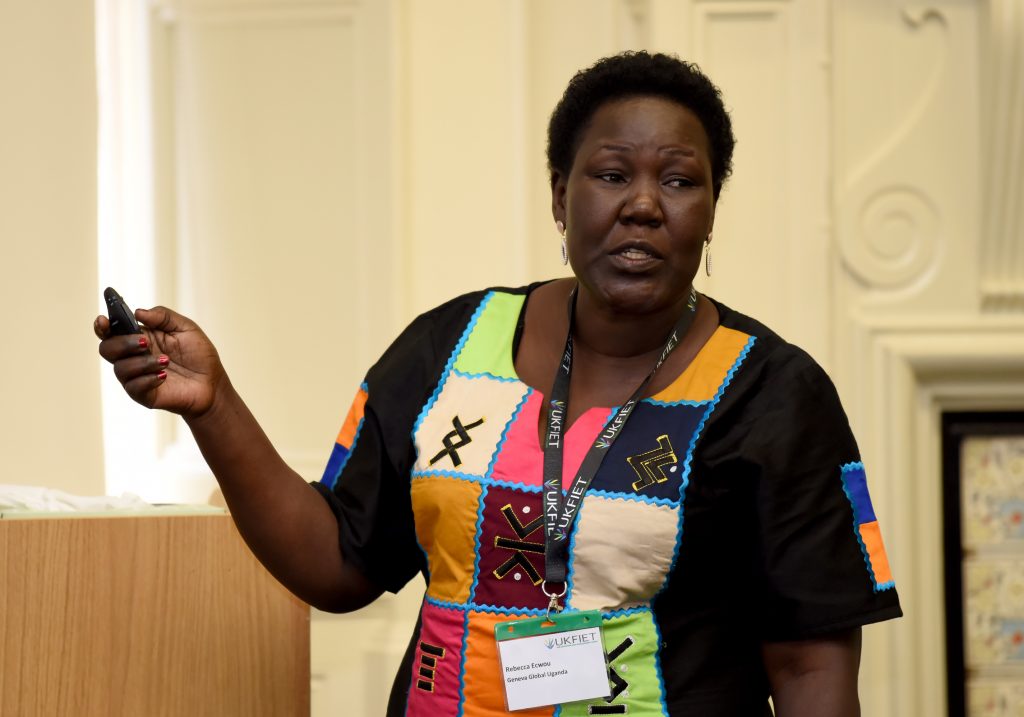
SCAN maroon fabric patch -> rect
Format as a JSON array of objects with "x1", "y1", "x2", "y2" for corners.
[{"x1": 472, "y1": 484, "x2": 548, "y2": 610}]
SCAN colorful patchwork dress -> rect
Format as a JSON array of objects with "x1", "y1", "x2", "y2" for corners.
[{"x1": 313, "y1": 284, "x2": 902, "y2": 716}]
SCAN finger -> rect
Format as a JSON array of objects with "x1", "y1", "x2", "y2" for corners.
[
  {"x1": 112, "y1": 352, "x2": 169, "y2": 385},
  {"x1": 98, "y1": 332, "x2": 152, "y2": 364},
  {"x1": 136, "y1": 305, "x2": 199, "y2": 334},
  {"x1": 122, "y1": 370, "x2": 169, "y2": 408},
  {"x1": 93, "y1": 315, "x2": 111, "y2": 340}
]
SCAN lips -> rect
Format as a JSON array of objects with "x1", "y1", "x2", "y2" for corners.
[
  {"x1": 608, "y1": 240, "x2": 663, "y2": 269},
  {"x1": 620, "y1": 247, "x2": 654, "y2": 261}
]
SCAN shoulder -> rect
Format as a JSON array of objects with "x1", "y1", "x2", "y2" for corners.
[
  {"x1": 702, "y1": 298, "x2": 851, "y2": 448},
  {"x1": 710, "y1": 297, "x2": 832, "y2": 391},
  {"x1": 366, "y1": 284, "x2": 534, "y2": 392}
]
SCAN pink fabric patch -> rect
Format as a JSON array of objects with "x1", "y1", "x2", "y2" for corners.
[
  {"x1": 490, "y1": 390, "x2": 609, "y2": 489},
  {"x1": 404, "y1": 601, "x2": 466, "y2": 717}
]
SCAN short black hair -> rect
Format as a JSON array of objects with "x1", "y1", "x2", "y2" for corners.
[{"x1": 547, "y1": 51, "x2": 735, "y2": 200}]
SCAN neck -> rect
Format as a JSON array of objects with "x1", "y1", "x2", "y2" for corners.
[{"x1": 571, "y1": 284, "x2": 696, "y2": 360}]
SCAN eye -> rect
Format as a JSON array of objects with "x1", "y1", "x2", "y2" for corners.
[
  {"x1": 596, "y1": 171, "x2": 626, "y2": 183},
  {"x1": 664, "y1": 176, "x2": 695, "y2": 188}
]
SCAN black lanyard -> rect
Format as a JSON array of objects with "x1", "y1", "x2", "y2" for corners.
[{"x1": 541, "y1": 285, "x2": 699, "y2": 606}]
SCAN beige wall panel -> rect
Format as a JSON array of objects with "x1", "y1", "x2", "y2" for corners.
[
  {"x1": 399, "y1": 0, "x2": 532, "y2": 314},
  {"x1": 0, "y1": 1, "x2": 104, "y2": 493},
  {"x1": 150, "y1": 0, "x2": 396, "y2": 499},
  {"x1": 833, "y1": 1, "x2": 981, "y2": 314},
  {"x1": 689, "y1": 0, "x2": 830, "y2": 362},
  {"x1": 980, "y1": 0, "x2": 1024, "y2": 310},
  {"x1": 310, "y1": 586, "x2": 423, "y2": 716},
  {"x1": 831, "y1": 3, "x2": 998, "y2": 717}
]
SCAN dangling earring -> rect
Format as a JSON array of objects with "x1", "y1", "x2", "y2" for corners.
[
  {"x1": 557, "y1": 220, "x2": 568, "y2": 266},
  {"x1": 704, "y1": 233, "x2": 713, "y2": 277}
]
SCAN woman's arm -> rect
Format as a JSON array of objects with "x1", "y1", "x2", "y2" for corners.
[
  {"x1": 96, "y1": 306, "x2": 382, "y2": 613},
  {"x1": 762, "y1": 628, "x2": 862, "y2": 717}
]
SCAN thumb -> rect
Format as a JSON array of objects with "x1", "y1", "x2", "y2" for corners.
[{"x1": 135, "y1": 305, "x2": 199, "y2": 334}]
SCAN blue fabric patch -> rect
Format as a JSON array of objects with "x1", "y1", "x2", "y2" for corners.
[
  {"x1": 591, "y1": 401, "x2": 704, "y2": 502},
  {"x1": 841, "y1": 462, "x2": 876, "y2": 524},
  {"x1": 320, "y1": 443, "x2": 350, "y2": 489}
]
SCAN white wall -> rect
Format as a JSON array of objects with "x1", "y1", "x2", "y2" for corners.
[
  {"x1": 5, "y1": 0, "x2": 1023, "y2": 715},
  {"x1": 0, "y1": 0, "x2": 104, "y2": 494}
]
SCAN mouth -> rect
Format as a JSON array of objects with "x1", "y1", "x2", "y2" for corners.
[
  {"x1": 609, "y1": 241, "x2": 662, "y2": 268},
  {"x1": 619, "y1": 247, "x2": 655, "y2": 261}
]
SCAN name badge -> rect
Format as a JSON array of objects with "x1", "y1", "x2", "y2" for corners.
[{"x1": 494, "y1": 611, "x2": 609, "y2": 711}]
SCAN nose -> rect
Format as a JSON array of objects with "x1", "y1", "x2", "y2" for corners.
[{"x1": 620, "y1": 177, "x2": 663, "y2": 226}]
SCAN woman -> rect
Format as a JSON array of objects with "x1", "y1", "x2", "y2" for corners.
[{"x1": 96, "y1": 52, "x2": 901, "y2": 716}]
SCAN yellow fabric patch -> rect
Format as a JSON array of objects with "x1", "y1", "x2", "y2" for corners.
[
  {"x1": 652, "y1": 325, "x2": 752, "y2": 404},
  {"x1": 412, "y1": 476, "x2": 483, "y2": 604}
]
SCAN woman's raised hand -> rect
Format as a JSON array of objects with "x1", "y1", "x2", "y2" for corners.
[{"x1": 94, "y1": 306, "x2": 226, "y2": 419}]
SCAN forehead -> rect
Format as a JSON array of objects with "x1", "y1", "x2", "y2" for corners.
[{"x1": 577, "y1": 95, "x2": 711, "y2": 155}]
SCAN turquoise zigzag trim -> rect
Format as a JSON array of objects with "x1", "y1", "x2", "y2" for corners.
[
  {"x1": 485, "y1": 387, "x2": 533, "y2": 480},
  {"x1": 451, "y1": 367, "x2": 521, "y2": 384},
  {"x1": 586, "y1": 488, "x2": 679, "y2": 509},
  {"x1": 467, "y1": 484, "x2": 489, "y2": 605},
  {"x1": 412, "y1": 292, "x2": 492, "y2": 442},
  {"x1": 839, "y1": 465, "x2": 895, "y2": 593},
  {"x1": 657, "y1": 335, "x2": 756, "y2": 599}
]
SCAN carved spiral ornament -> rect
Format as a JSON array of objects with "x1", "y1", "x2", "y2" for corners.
[{"x1": 841, "y1": 187, "x2": 941, "y2": 289}]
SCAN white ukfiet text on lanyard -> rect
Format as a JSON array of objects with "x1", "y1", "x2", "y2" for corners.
[{"x1": 494, "y1": 284, "x2": 699, "y2": 712}]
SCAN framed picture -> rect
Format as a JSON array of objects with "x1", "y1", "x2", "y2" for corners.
[{"x1": 942, "y1": 412, "x2": 1024, "y2": 717}]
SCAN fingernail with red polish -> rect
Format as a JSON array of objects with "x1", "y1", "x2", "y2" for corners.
[
  {"x1": 157, "y1": 370, "x2": 167, "y2": 381},
  {"x1": 139, "y1": 337, "x2": 148, "y2": 349},
  {"x1": 157, "y1": 355, "x2": 170, "y2": 367}
]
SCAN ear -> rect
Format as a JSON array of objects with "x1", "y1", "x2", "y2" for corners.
[
  {"x1": 706, "y1": 201, "x2": 717, "y2": 244},
  {"x1": 550, "y1": 170, "x2": 568, "y2": 225}
]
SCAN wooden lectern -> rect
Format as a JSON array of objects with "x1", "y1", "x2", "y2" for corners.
[{"x1": 0, "y1": 512, "x2": 310, "y2": 716}]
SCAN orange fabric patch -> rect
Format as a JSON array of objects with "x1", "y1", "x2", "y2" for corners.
[
  {"x1": 859, "y1": 521, "x2": 893, "y2": 586},
  {"x1": 335, "y1": 387, "x2": 368, "y2": 448},
  {"x1": 652, "y1": 326, "x2": 752, "y2": 404},
  {"x1": 461, "y1": 611, "x2": 554, "y2": 717},
  {"x1": 412, "y1": 476, "x2": 482, "y2": 604}
]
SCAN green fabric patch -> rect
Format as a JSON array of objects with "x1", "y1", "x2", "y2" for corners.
[
  {"x1": 559, "y1": 610, "x2": 666, "y2": 716},
  {"x1": 453, "y1": 292, "x2": 524, "y2": 380}
]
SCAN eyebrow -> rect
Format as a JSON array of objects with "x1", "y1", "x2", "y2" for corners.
[
  {"x1": 595, "y1": 143, "x2": 697, "y2": 158},
  {"x1": 597, "y1": 143, "x2": 635, "y2": 153},
  {"x1": 660, "y1": 146, "x2": 696, "y2": 158}
]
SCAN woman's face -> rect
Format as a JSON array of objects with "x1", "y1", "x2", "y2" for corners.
[{"x1": 552, "y1": 95, "x2": 716, "y2": 316}]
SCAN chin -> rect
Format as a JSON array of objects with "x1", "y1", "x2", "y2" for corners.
[{"x1": 588, "y1": 280, "x2": 686, "y2": 317}]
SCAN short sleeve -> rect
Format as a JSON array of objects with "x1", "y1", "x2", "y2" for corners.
[
  {"x1": 311, "y1": 294, "x2": 482, "y2": 594},
  {"x1": 730, "y1": 350, "x2": 902, "y2": 639}
]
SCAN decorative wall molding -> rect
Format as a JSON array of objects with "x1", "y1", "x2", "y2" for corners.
[
  {"x1": 846, "y1": 313, "x2": 1024, "y2": 717},
  {"x1": 615, "y1": 0, "x2": 651, "y2": 47},
  {"x1": 980, "y1": 0, "x2": 1024, "y2": 312},
  {"x1": 152, "y1": 0, "x2": 360, "y2": 25},
  {"x1": 684, "y1": 0, "x2": 832, "y2": 361},
  {"x1": 835, "y1": 6, "x2": 951, "y2": 294},
  {"x1": 692, "y1": 0, "x2": 790, "y2": 42},
  {"x1": 847, "y1": 185, "x2": 941, "y2": 288}
]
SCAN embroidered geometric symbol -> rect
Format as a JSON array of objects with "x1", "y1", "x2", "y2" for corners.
[
  {"x1": 415, "y1": 641, "x2": 446, "y2": 692},
  {"x1": 428, "y1": 415, "x2": 485, "y2": 468},
  {"x1": 588, "y1": 635, "x2": 635, "y2": 714},
  {"x1": 493, "y1": 504, "x2": 544, "y2": 585},
  {"x1": 626, "y1": 434, "x2": 678, "y2": 492}
]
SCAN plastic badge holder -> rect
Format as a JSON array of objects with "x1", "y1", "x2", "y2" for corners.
[{"x1": 494, "y1": 610, "x2": 610, "y2": 711}]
